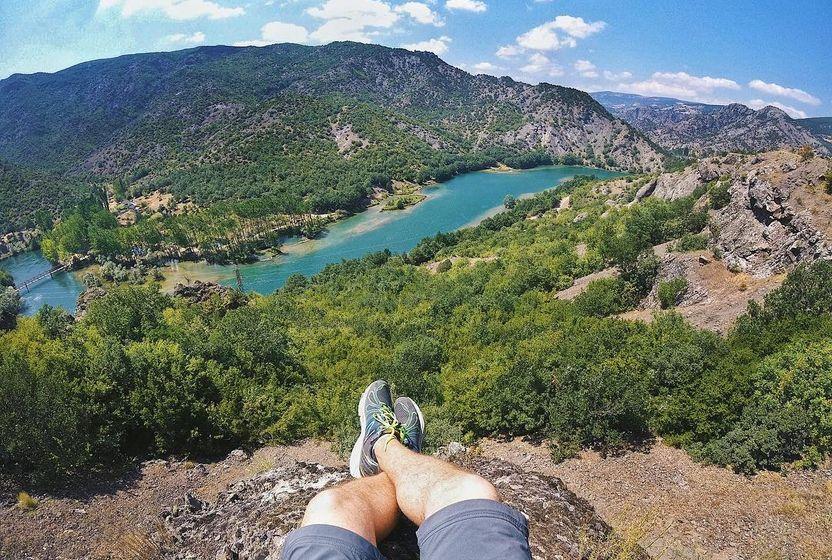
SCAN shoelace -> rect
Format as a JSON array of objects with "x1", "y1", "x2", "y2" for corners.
[{"x1": 372, "y1": 404, "x2": 410, "y2": 450}]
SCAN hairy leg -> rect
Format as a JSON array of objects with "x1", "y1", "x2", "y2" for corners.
[
  {"x1": 375, "y1": 438, "x2": 499, "y2": 526},
  {"x1": 301, "y1": 472, "x2": 400, "y2": 545}
]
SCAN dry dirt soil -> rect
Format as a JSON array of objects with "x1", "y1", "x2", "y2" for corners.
[
  {"x1": 479, "y1": 439, "x2": 832, "y2": 560},
  {"x1": 0, "y1": 442, "x2": 343, "y2": 560}
]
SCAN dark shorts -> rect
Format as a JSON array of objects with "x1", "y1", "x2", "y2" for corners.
[{"x1": 281, "y1": 499, "x2": 530, "y2": 560}]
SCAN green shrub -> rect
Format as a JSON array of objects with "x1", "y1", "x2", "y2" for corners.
[
  {"x1": 0, "y1": 336, "x2": 92, "y2": 484},
  {"x1": 619, "y1": 251, "x2": 660, "y2": 299},
  {"x1": 0, "y1": 269, "x2": 14, "y2": 288},
  {"x1": 709, "y1": 182, "x2": 731, "y2": 209},
  {"x1": 672, "y1": 233, "x2": 708, "y2": 252},
  {"x1": 574, "y1": 277, "x2": 631, "y2": 317},
  {"x1": 436, "y1": 259, "x2": 452, "y2": 273},
  {"x1": 658, "y1": 278, "x2": 689, "y2": 309},
  {"x1": 699, "y1": 340, "x2": 832, "y2": 473},
  {"x1": 0, "y1": 287, "x2": 22, "y2": 330},
  {"x1": 547, "y1": 319, "x2": 651, "y2": 451}
]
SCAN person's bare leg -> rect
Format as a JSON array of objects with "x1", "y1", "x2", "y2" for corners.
[
  {"x1": 301, "y1": 472, "x2": 399, "y2": 545},
  {"x1": 374, "y1": 438, "x2": 498, "y2": 526}
]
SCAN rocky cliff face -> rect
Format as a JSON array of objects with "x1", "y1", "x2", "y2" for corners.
[
  {"x1": 163, "y1": 451, "x2": 648, "y2": 560},
  {"x1": 642, "y1": 150, "x2": 832, "y2": 277},
  {"x1": 593, "y1": 92, "x2": 828, "y2": 156}
]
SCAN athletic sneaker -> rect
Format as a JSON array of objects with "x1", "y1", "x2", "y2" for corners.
[
  {"x1": 394, "y1": 397, "x2": 425, "y2": 454},
  {"x1": 349, "y1": 380, "x2": 402, "y2": 478}
]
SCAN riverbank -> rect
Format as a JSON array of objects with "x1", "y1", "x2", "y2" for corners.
[{"x1": 2, "y1": 165, "x2": 622, "y2": 314}]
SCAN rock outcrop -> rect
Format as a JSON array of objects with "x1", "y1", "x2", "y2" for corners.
[
  {"x1": 712, "y1": 154, "x2": 832, "y2": 276},
  {"x1": 75, "y1": 286, "x2": 107, "y2": 317},
  {"x1": 164, "y1": 453, "x2": 649, "y2": 560},
  {"x1": 645, "y1": 150, "x2": 832, "y2": 277},
  {"x1": 173, "y1": 281, "x2": 248, "y2": 308}
]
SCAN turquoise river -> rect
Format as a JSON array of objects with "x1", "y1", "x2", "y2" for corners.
[{"x1": 1, "y1": 165, "x2": 619, "y2": 314}]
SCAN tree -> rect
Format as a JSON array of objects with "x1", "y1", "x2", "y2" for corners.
[
  {"x1": 0, "y1": 287, "x2": 22, "y2": 330},
  {"x1": 0, "y1": 269, "x2": 14, "y2": 288}
]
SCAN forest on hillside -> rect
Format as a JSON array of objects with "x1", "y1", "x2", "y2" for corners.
[{"x1": 3, "y1": 175, "x2": 830, "y2": 485}]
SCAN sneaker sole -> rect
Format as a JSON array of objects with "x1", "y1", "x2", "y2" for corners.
[
  {"x1": 412, "y1": 400, "x2": 426, "y2": 450},
  {"x1": 349, "y1": 386, "x2": 369, "y2": 478}
]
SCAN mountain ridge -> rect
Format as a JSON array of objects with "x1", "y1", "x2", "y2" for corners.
[{"x1": 592, "y1": 90, "x2": 829, "y2": 156}]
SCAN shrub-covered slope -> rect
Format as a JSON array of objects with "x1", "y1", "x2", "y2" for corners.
[{"x1": 4, "y1": 168, "x2": 832, "y2": 485}]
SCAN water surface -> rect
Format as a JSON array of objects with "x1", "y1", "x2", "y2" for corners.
[
  {"x1": 0, "y1": 251, "x2": 85, "y2": 314},
  {"x1": 160, "y1": 165, "x2": 618, "y2": 294}
]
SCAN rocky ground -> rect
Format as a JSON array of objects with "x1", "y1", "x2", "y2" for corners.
[
  {"x1": 5, "y1": 438, "x2": 831, "y2": 560},
  {"x1": 0, "y1": 442, "x2": 645, "y2": 560},
  {"x1": 481, "y1": 439, "x2": 832, "y2": 560},
  {"x1": 620, "y1": 250, "x2": 784, "y2": 333},
  {"x1": 561, "y1": 150, "x2": 832, "y2": 332}
]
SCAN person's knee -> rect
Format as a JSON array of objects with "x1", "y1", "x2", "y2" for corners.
[
  {"x1": 303, "y1": 487, "x2": 356, "y2": 524},
  {"x1": 454, "y1": 473, "x2": 499, "y2": 502}
]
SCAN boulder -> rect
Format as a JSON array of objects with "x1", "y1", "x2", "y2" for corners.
[
  {"x1": 173, "y1": 280, "x2": 247, "y2": 308},
  {"x1": 164, "y1": 455, "x2": 649, "y2": 560},
  {"x1": 75, "y1": 287, "x2": 107, "y2": 317}
]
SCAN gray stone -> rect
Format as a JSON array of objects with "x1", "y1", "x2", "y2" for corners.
[{"x1": 163, "y1": 456, "x2": 650, "y2": 560}]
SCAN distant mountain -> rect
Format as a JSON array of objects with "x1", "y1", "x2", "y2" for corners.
[
  {"x1": 592, "y1": 91, "x2": 829, "y2": 156},
  {"x1": 798, "y1": 117, "x2": 832, "y2": 145},
  {"x1": 0, "y1": 43, "x2": 662, "y2": 232}
]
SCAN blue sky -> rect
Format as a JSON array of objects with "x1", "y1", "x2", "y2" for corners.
[{"x1": 1, "y1": 0, "x2": 829, "y2": 117}]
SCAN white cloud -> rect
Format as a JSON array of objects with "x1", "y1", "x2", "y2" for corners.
[
  {"x1": 550, "y1": 15, "x2": 607, "y2": 38},
  {"x1": 653, "y1": 71, "x2": 740, "y2": 92},
  {"x1": 518, "y1": 24, "x2": 575, "y2": 51},
  {"x1": 515, "y1": 15, "x2": 605, "y2": 51},
  {"x1": 164, "y1": 31, "x2": 206, "y2": 44},
  {"x1": 746, "y1": 99, "x2": 807, "y2": 119},
  {"x1": 496, "y1": 44, "x2": 523, "y2": 59},
  {"x1": 98, "y1": 0, "x2": 244, "y2": 20},
  {"x1": 748, "y1": 80, "x2": 820, "y2": 106},
  {"x1": 615, "y1": 71, "x2": 741, "y2": 103},
  {"x1": 520, "y1": 52, "x2": 563, "y2": 77},
  {"x1": 307, "y1": 0, "x2": 399, "y2": 43},
  {"x1": 471, "y1": 61, "x2": 503, "y2": 75},
  {"x1": 234, "y1": 21, "x2": 310, "y2": 46},
  {"x1": 602, "y1": 69, "x2": 631, "y2": 81},
  {"x1": 445, "y1": 0, "x2": 487, "y2": 12},
  {"x1": 395, "y1": 2, "x2": 444, "y2": 26},
  {"x1": 403, "y1": 35, "x2": 451, "y2": 55},
  {"x1": 573, "y1": 59, "x2": 597, "y2": 78}
]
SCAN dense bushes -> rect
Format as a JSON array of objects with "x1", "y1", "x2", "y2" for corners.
[
  {"x1": 709, "y1": 181, "x2": 731, "y2": 209},
  {"x1": 0, "y1": 285, "x2": 308, "y2": 484},
  {"x1": 0, "y1": 269, "x2": 14, "y2": 287},
  {"x1": 0, "y1": 287, "x2": 21, "y2": 330}
]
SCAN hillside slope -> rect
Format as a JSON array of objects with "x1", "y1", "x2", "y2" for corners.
[
  {"x1": 0, "y1": 43, "x2": 662, "y2": 230},
  {"x1": 0, "y1": 159, "x2": 89, "y2": 233},
  {"x1": 799, "y1": 116, "x2": 832, "y2": 145},
  {"x1": 593, "y1": 91, "x2": 828, "y2": 156}
]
